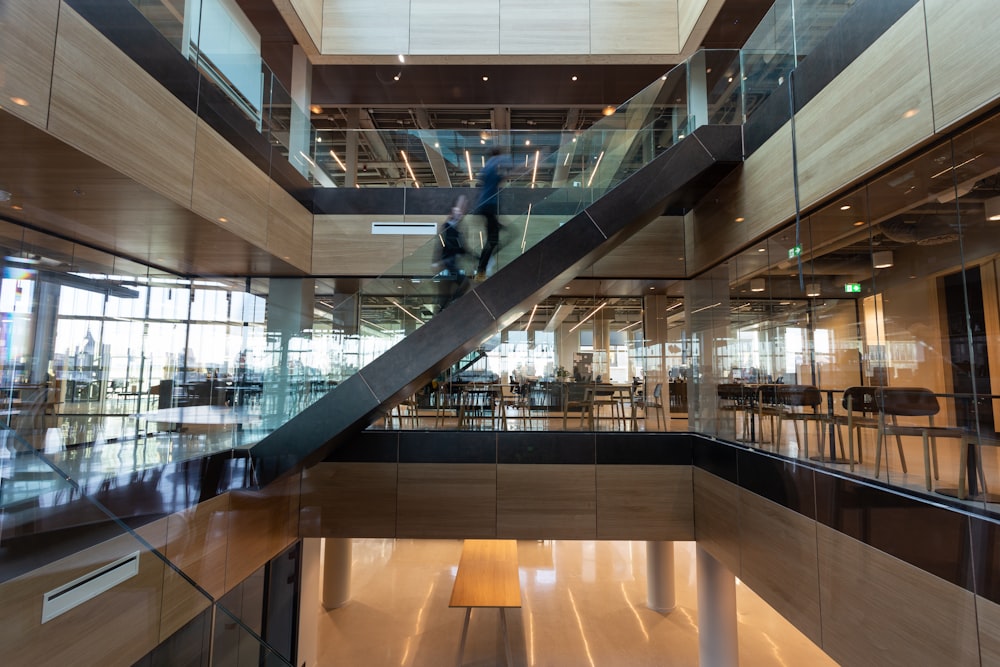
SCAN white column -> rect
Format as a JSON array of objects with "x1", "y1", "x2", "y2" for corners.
[
  {"x1": 321, "y1": 538, "x2": 352, "y2": 610},
  {"x1": 646, "y1": 541, "x2": 676, "y2": 612},
  {"x1": 687, "y1": 50, "x2": 709, "y2": 131},
  {"x1": 696, "y1": 545, "x2": 739, "y2": 667}
]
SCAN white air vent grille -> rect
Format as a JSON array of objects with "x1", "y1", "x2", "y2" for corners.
[
  {"x1": 42, "y1": 551, "x2": 140, "y2": 623},
  {"x1": 371, "y1": 222, "x2": 437, "y2": 236}
]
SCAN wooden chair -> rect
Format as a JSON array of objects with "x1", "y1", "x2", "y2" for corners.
[
  {"x1": 636, "y1": 383, "x2": 666, "y2": 431},
  {"x1": 717, "y1": 383, "x2": 749, "y2": 440},
  {"x1": 590, "y1": 384, "x2": 623, "y2": 430},
  {"x1": 775, "y1": 385, "x2": 827, "y2": 458},
  {"x1": 832, "y1": 386, "x2": 880, "y2": 471},
  {"x1": 874, "y1": 387, "x2": 967, "y2": 491},
  {"x1": 563, "y1": 384, "x2": 595, "y2": 430},
  {"x1": 754, "y1": 384, "x2": 782, "y2": 446}
]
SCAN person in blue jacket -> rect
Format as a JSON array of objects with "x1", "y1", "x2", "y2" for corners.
[{"x1": 473, "y1": 147, "x2": 513, "y2": 281}]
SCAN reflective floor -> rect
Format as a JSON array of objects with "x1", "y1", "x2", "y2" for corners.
[{"x1": 310, "y1": 538, "x2": 840, "y2": 667}]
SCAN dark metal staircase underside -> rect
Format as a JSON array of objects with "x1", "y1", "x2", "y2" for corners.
[{"x1": 250, "y1": 125, "x2": 743, "y2": 485}]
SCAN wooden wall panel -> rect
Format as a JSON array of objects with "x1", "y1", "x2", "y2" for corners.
[
  {"x1": 226, "y1": 484, "x2": 299, "y2": 589},
  {"x1": 322, "y1": 0, "x2": 410, "y2": 55},
  {"x1": 738, "y1": 489, "x2": 822, "y2": 645},
  {"x1": 0, "y1": 521, "x2": 168, "y2": 667},
  {"x1": 795, "y1": 6, "x2": 934, "y2": 209},
  {"x1": 312, "y1": 214, "x2": 438, "y2": 275},
  {"x1": 592, "y1": 216, "x2": 686, "y2": 277},
  {"x1": 497, "y1": 464, "x2": 596, "y2": 538},
  {"x1": 978, "y1": 595, "x2": 1000, "y2": 666},
  {"x1": 499, "y1": 0, "x2": 590, "y2": 55},
  {"x1": 287, "y1": 0, "x2": 324, "y2": 51},
  {"x1": 161, "y1": 494, "x2": 230, "y2": 640},
  {"x1": 925, "y1": 0, "x2": 1000, "y2": 131},
  {"x1": 0, "y1": 0, "x2": 59, "y2": 129},
  {"x1": 692, "y1": 468, "x2": 740, "y2": 574},
  {"x1": 677, "y1": 0, "x2": 709, "y2": 54},
  {"x1": 816, "y1": 524, "x2": 980, "y2": 666},
  {"x1": 192, "y1": 120, "x2": 269, "y2": 249},
  {"x1": 596, "y1": 465, "x2": 693, "y2": 540},
  {"x1": 590, "y1": 0, "x2": 678, "y2": 55},
  {"x1": 410, "y1": 0, "x2": 500, "y2": 55},
  {"x1": 686, "y1": 124, "x2": 795, "y2": 274},
  {"x1": 300, "y1": 462, "x2": 399, "y2": 537},
  {"x1": 267, "y1": 181, "x2": 314, "y2": 272},
  {"x1": 396, "y1": 463, "x2": 497, "y2": 537},
  {"x1": 47, "y1": 5, "x2": 197, "y2": 208}
]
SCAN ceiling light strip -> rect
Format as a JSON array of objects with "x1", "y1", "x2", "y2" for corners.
[
  {"x1": 520, "y1": 203, "x2": 532, "y2": 253},
  {"x1": 389, "y1": 298, "x2": 423, "y2": 323},
  {"x1": 586, "y1": 151, "x2": 605, "y2": 187},
  {"x1": 524, "y1": 304, "x2": 538, "y2": 331},
  {"x1": 569, "y1": 301, "x2": 607, "y2": 332},
  {"x1": 400, "y1": 151, "x2": 419, "y2": 187}
]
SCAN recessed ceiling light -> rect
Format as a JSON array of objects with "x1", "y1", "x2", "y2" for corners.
[
  {"x1": 218, "y1": 217, "x2": 228, "y2": 223},
  {"x1": 757, "y1": 248, "x2": 766, "y2": 252},
  {"x1": 482, "y1": 75, "x2": 489, "y2": 81},
  {"x1": 853, "y1": 220, "x2": 865, "y2": 227},
  {"x1": 12, "y1": 204, "x2": 23, "y2": 211},
  {"x1": 602, "y1": 106, "x2": 616, "y2": 116},
  {"x1": 10, "y1": 97, "x2": 29, "y2": 107},
  {"x1": 397, "y1": 54, "x2": 405, "y2": 63},
  {"x1": 571, "y1": 75, "x2": 578, "y2": 81},
  {"x1": 735, "y1": 217, "x2": 745, "y2": 222},
  {"x1": 840, "y1": 204, "x2": 851, "y2": 210},
  {"x1": 525, "y1": 140, "x2": 531, "y2": 145},
  {"x1": 309, "y1": 104, "x2": 322, "y2": 114},
  {"x1": 903, "y1": 108, "x2": 919, "y2": 119},
  {"x1": 393, "y1": 74, "x2": 400, "y2": 81},
  {"x1": 0, "y1": 190, "x2": 10, "y2": 202}
]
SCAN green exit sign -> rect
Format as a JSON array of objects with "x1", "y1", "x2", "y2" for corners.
[
  {"x1": 787, "y1": 245, "x2": 802, "y2": 259},
  {"x1": 844, "y1": 283, "x2": 861, "y2": 293}
]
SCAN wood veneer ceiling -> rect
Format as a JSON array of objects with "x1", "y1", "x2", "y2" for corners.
[{"x1": 0, "y1": 111, "x2": 303, "y2": 278}]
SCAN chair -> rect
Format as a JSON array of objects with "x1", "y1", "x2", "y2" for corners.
[
  {"x1": 775, "y1": 385, "x2": 827, "y2": 458},
  {"x1": 754, "y1": 384, "x2": 782, "y2": 445},
  {"x1": 563, "y1": 384, "x2": 595, "y2": 430},
  {"x1": 717, "y1": 383, "x2": 750, "y2": 440},
  {"x1": 636, "y1": 383, "x2": 666, "y2": 431},
  {"x1": 832, "y1": 386, "x2": 880, "y2": 471},
  {"x1": 591, "y1": 384, "x2": 623, "y2": 430},
  {"x1": 874, "y1": 387, "x2": 967, "y2": 491},
  {"x1": 393, "y1": 394, "x2": 420, "y2": 429}
]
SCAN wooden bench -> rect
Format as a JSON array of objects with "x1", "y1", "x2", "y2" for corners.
[{"x1": 449, "y1": 539, "x2": 521, "y2": 667}]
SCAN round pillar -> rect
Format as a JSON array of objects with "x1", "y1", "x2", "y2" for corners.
[
  {"x1": 321, "y1": 538, "x2": 352, "y2": 609},
  {"x1": 646, "y1": 540, "x2": 676, "y2": 612},
  {"x1": 696, "y1": 545, "x2": 739, "y2": 667}
]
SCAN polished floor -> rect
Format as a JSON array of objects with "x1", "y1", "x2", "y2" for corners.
[{"x1": 309, "y1": 538, "x2": 839, "y2": 667}]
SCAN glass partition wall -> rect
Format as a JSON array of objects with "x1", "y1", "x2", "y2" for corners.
[{"x1": 5, "y1": 110, "x2": 1000, "y2": 510}]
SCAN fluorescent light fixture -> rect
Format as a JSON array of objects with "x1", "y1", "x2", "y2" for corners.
[
  {"x1": 520, "y1": 203, "x2": 532, "y2": 252},
  {"x1": 400, "y1": 151, "x2": 419, "y2": 187},
  {"x1": 806, "y1": 283, "x2": 821, "y2": 297},
  {"x1": 985, "y1": 196, "x2": 1000, "y2": 221},
  {"x1": 750, "y1": 278, "x2": 766, "y2": 292},
  {"x1": 587, "y1": 151, "x2": 605, "y2": 187},
  {"x1": 524, "y1": 304, "x2": 538, "y2": 331},
  {"x1": 569, "y1": 301, "x2": 608, "y2": 332},
  {"x1": 465, "y1": 150, "x2": 474, "y2": 181},
  {"x1": 873, "y1": 250, "x2": 894, "y2": 269},
  {"x1": 389, "y1": 298, "x2": 423, "y2": 323},
  {"x1": 329, "y1": 150, "x2": 346, "y2": 171},
  {"x1": 618, "y1": 320, "x2": 642, "y2": 332},
  {"x1": 691, "y1": 302, "x2": 721, "y2": 314}
]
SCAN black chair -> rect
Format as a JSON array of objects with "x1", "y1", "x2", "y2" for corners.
[
  {"x1": 832, "y1": 386, "x2": 880, "y2": 471},
  {"x1": 776, "y1": 385, "x2": 827, "y2": 458},
  {"x1": 874, "y1": 387, "x2": 966, "y2": 491}
]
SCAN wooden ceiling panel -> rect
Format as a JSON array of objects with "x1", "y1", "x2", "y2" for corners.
[{"x1": 0, "y1": 110, "x2": 302, "y2": 278}]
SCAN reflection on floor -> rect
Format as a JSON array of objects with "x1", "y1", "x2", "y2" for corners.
[{"x1": 311, "y1": 538, "x2": 839, "y2": 667}]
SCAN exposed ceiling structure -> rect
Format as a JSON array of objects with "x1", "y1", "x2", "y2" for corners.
[{"x1": 236, "y1": 0, "x2": 775, "y2": 187}]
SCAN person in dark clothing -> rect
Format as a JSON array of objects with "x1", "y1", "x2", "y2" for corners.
[
  {"x1": 474, "y1": 147, "x2": 513, "y2": 281},
  {"x1": 434, "y1": 196, "x2": 470, "y2": 310}
]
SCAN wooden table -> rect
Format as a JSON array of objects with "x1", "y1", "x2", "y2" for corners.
[{"x1": 449, "y1": 539, "x2": 521, "y2": 666}]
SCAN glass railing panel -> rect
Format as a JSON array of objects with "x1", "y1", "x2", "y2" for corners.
[{"x1": 0, "y1": 423, "x2": 291, "y2": 663}]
